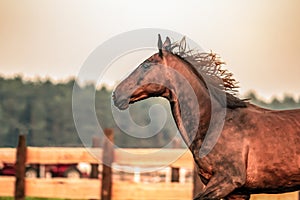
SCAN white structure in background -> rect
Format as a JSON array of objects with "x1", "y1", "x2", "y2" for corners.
[
  {"x1": 77, "y1": 162, "x2": 91, "y2": 174},
  {"x1": 165, "y1": 167, "x2": 171, "y2": 182},
  {"x1": 179, "y1": 168, "x2": 186, "y2": 183},
  {"x1": 133, "y1": 167, "x2": 140, "y2": 183}
]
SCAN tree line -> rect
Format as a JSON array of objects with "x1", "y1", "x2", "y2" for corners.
[
  {"x1": 0, "y1": 76, "x2": 299, "y2": 147},
  {"x1": 0, "y1": 76, "x2": 177, "y2": 147}
]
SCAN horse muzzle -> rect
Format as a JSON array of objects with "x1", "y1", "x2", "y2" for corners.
[{"x1": 112, "y1": 92, "x2": 130, "y2": 110}]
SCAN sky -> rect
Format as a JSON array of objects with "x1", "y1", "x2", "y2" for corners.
[{"x1": 0, "y1": 0, "x2": 299, "y2": 101}]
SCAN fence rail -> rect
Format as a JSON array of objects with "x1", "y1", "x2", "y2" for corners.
[
  {"x1": 0, "y1": 176, "x2": 194, "y2": 200},
  {"x1": 0, "y1": 147, "x2": 193, "y2": 168},
  {"x1": 0, "y1": 177, "x2": 297, "y2": 200}
]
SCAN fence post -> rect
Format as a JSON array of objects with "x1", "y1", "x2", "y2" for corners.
[
  {"x1": 14, "y1": 134, "x2": 27, "y2": 200},
  {"x1": 171, "y1": 137, "x2": 180, "y2": 183},
  {"x1": 90, "y1": 136, "x2": 101, "y2": 179},
  {"x1": 101, "y1": 129, "x2": 114, "y2": 200}
]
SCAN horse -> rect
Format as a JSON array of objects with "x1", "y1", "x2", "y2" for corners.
[{"x1": 113, "y1": 35, "x2": 300, "y2": 200}]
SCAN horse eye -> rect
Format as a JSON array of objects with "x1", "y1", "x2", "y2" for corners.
[{"x1": 142, "y1": 62, "x2": 152, "y2": 69}]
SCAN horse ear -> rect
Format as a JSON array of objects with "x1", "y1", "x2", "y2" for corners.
[
  {"x1": 163, "y1": 37, "x2": 171, "y2": 51},
  {"x1": 179, "y1": 36, "x2": 186, "y2": 51},
  {"x1": 158, "y1": 34, "x2": 163, "y2": 57}
]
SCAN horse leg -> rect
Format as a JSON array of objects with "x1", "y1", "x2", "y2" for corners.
[
  {"x1": 225, "y1": 194, "x2": 250, "y2": 200},
  {"x1": 193, "y1": 173, "x2": 244, "y2": 200}
]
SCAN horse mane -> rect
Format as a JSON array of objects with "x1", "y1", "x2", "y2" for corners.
[{"x1": 168, "y1": 38, "x2": 247, "y2": 109}]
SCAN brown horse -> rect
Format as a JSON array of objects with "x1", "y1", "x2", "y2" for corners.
[{"x1": 113, "y1": 35, "x2": 300, "y2": 200}]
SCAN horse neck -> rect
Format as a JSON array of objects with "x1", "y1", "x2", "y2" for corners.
[{"x1": 164, "y1": 55, "x2": 212, "y2": 147}]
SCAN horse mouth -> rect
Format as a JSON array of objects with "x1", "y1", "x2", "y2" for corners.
[
  {"x1": 113, "y1": 89, "x2": 148, "y2": 110},
  {"x1": 114, "y1": 94, "x2": 148, "y2": 110}
]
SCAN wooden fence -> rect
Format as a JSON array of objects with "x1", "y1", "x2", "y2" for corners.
[{"x1": 0, "y1": 135, "x2": 298, "y2": 200}]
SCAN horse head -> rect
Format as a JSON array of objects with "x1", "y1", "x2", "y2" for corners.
[{"x1": 113, "y1": 35, "x2": 176, "y2": 110}]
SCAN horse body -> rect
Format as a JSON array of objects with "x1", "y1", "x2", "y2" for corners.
[
  {"x1": 231, "y1": 105, "x2": 300, "y2": 192},
  {"x1": 113, "y1": 35, "x2": 300, "y2": 200}
]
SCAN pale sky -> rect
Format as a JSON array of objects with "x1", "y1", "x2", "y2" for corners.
[{"x1": 0, "y1": 0, "x2": 299, "y2": 100}]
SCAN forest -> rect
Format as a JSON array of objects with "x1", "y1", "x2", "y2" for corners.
[{"x1": 0, "y1": 76, "x2": 299, "y2": 148}]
